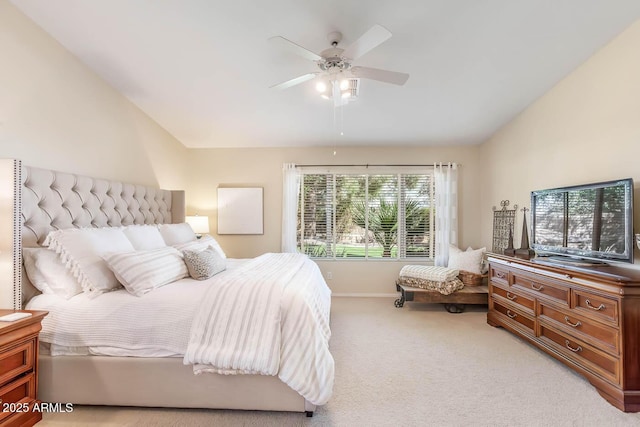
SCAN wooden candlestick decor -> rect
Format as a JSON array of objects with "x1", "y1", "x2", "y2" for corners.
[{"x1": 515, "y1": 207, "x2": 535, "y2": 260}]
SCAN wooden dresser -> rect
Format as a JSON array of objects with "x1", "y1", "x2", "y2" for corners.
[
  {"x1": 0, "y1": 310, "x2": 48, "y2": 426},
  {"x1": 487, "y1": 254, "x2": 640, "y2": 412}
]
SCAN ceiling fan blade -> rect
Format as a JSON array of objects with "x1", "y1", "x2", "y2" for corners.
[
  {"x1": 342, "y1": 24, "x2": 392, "y2": 60},
  {"x1": 268, "y1": 36, "x2": 322, "y2": 61},
  {"x1": 351, "y1": 66, "x2": 409, "y2": 85},
  {"x1": 270, "y1": 73, "x2": 318, "y2": 90}
]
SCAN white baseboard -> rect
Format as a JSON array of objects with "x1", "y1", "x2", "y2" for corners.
[{"x1": 332, "y1": 293, "x2": 398, "y2": 298}]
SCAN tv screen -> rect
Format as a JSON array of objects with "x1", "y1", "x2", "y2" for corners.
[{"x1": 531, "y1": 178, "x2": 634, "y2": 264}]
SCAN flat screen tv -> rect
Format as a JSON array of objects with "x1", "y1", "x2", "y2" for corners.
[{"x1": 531, "y1": 178, "x2": 634, "y2": 265}]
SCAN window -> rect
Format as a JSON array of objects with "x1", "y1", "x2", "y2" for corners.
[{"x1": 298, "y1": 168, "x2": 434, "y2": 259}]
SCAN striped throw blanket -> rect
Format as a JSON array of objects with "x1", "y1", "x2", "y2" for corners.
[{"x1": 184, "y1": 253, "x2": 334, "y2": 405}]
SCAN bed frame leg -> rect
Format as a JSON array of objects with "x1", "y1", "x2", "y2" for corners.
[{"x1": 306, "y1": 411, "x2": 314, "y2": 417}]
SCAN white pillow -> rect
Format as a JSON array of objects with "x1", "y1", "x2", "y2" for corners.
[
  {"x1": 447, "y1": 245, "x2": 486, "y2": 275},
  {"x1": 44, "y1": 227, "x2": 136, "y2": 298},
  {"x1": 103, "y1": 247, "x2": 189, "y2": 296},
  {"x1": 22, "y1": 248, "x2": 83, "y2": 299},
  {"x1": 122, "y1": 224, "x2": 166, "y2": 250},
  {"x1": 158, "y1": 223, "x2": 197, "y2": 246},
  {"x1": 173, "y1": 235, "x2": 226, "y2": 259}
]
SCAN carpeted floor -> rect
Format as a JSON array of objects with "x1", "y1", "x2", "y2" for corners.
[{"x1": 40, "y1": 297, "x2": 640, "y2": 426}]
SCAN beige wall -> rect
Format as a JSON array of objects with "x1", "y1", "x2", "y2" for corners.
[
  {"x1": 0, "y1": 1, "x2": 187, "y2": 190},
  {"x1": 185, "y1": 145, "x2": 483, "y2": 294},
  {"x1": 480, "y1": 19, "x2": 640, "y2": 266}
]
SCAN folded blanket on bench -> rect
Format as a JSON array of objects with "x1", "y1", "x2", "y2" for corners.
[{"x1": 398, "y1": 265, "x2": 464, "y2": 295}]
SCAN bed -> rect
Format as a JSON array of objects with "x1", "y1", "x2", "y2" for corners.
[{"x1": 19, "y1": 165, "x2": 334, "y2": 416}]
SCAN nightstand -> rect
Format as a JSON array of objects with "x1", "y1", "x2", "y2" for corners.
[{"x1": 0, "y1": 310, "x2": 48, "y2": 426}]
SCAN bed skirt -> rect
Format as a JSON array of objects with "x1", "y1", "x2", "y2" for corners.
[{"x1": 38, "y1": 354, "x2": 315, "y2": 413}]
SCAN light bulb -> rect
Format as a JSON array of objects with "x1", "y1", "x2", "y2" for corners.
[
  {"x1": 340, "y1": 79, "x2": 349, "y2": 91},
  {"x1": 341, "y1": 92, "x2": 351, "y2": 99},
  {"x1": 316, "y1": 81, "x2": 327, "y2": 93}
]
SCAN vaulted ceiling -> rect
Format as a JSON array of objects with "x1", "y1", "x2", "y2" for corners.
[{"x1": 12, "y1": 1, "x2": 640, "y2": 148}]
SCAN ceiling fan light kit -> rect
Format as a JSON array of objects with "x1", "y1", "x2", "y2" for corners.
[{"x1": 269, "y1": 24, "x2": 409, "y2": 107}]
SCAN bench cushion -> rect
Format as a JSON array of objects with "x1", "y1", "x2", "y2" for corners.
[{"x1": 398, "y1": 265, "x2": 464, "y2": 295}]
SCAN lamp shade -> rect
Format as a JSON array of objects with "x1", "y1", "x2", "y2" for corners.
[{"x1": 185, "y1": 215, "x2": 210, "y2": 234}]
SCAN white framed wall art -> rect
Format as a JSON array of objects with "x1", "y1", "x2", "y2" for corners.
[{"x1": 217, "y1": 187, "x2": 264, "y2": 235}]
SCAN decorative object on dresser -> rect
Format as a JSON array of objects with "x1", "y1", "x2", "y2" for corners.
[
  {"x1": 503, "y1": 227, "x2": 516, "y2": 257},
  {"x1": 514, "y1": 207, "x2": 534, "y2": 260},
  {"x1": 0, "y1": 310, "x2": 48, "y2": 426},
  {"x1": 491, "y1": 200, "x2": 517, "y2": 256},
  {"x1": 487, "y1": 253, "x2": 640, "y2": 412}
]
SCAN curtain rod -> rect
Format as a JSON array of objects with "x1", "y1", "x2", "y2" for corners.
[{"x1": 296, "y1": 163, "x2": 460, "y2": 167}]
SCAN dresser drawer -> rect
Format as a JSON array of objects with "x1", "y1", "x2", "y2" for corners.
[
  {"x1": 539, "y1": 303, "x2": 619, "y2": 356},
  {"x1": 539, "y1": 324, "x2": 619, "y2": 384},
  {"x1": 490, "y1": 265, "x2": 509, "y2": 287},
  {"x1": 573, "y1": 290, "x2": 619, "y2": 326},
  {"x1": 490, "y1": 284, "x2": 535, "y2": 314},
  {"x1": 0, "y1": 339, "x2": 35, "y2": 387},
  {"x1": 492, "y1": 300, "x2": 535, "y2": 335},
  {"x1": 512, "y1": 273, "x2": 569, "y2": 306},
  {"x1": 0, "y1": 373, "x2": 36, "y2": 423}
]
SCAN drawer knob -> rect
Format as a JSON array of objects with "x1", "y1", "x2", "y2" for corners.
[
  {"x1": 585, "y1": 299, "x2": 606, "y2": 311},
  {"x1": 565, "y1": 340, "x2": 583, "y2": 353},
  {"x1": 496, "y1": 271, "x2": 506, "y2": 279},
  {"x1": 506, "y1": 309, "x2": 517, "y2": 319},
  {"x1": 564, "y1": 316, "x2": 582, "y2": 328},
  {"x1": 506, "y1": 292, "x2": 517, "y2": 301},
  {"x1": 564, "y1": 274, "x2": 572, "y2": 279},
  {"x1": 531, "y1": 283, "x2": 544, "y2": 291}
]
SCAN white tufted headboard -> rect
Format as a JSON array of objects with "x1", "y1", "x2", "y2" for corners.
[
  {"x1": 17, "y1": 165, "x2": 186, "y2": 306},
  {"x1": 21, "y1": 166, "x2": 185, "y2": 247}
]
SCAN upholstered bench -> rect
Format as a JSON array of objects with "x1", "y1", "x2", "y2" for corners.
[{"x1": 394, "y1": 265, "x2": 488, "y2": 313}]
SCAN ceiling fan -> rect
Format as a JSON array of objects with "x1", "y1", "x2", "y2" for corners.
[{"x1": 269, "y1": 24, "x2": 409, "y2": 106}]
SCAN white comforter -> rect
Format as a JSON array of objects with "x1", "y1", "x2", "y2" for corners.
[
  {"x1": 184, "y1": 253, "x2": 333, "y2": 405},
  {"x1": 26, "y1": 255, "x2": 334, "y2": 404}
]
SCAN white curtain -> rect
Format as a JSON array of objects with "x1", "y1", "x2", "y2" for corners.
[
  {"x1": 434, "y1": 163, "x2": 458, "y2": 266},
  {"x1": 281, "y1": 163, "x2": 301, "y2": 252}
]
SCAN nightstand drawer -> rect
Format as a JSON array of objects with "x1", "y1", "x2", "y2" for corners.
[
  {"x1": 0, "y1": 339, "x2": 35, "y2": 387},
  {"x1": 0, "y1": 373, "x2": 36, "y2": 423}
]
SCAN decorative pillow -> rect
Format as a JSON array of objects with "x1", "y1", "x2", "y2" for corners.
[
  {"x1": 158, "y1": 223, "x2": 197, "y2": 246},
  {"x1": 22, "y1": 248, "x2": 83, "y2": 299},
  {"x1": 122, "y1": 225, "x2": 166, "y2": 250},
  {"x1": 103, "y1": 246, "x2": 189, "y2": 296},
  {"x1": 182, "y1": 246, "x2": 227, "y2": 280},
  {"x1": 447, "y1": 245, "x2": 486, "y2": 274},
  {"x1": 173, "y1": 235, "x2": 226, "y2": 259},
  {"x1": 43, "y1": 227, "x2": 136, "y2": 298}
]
